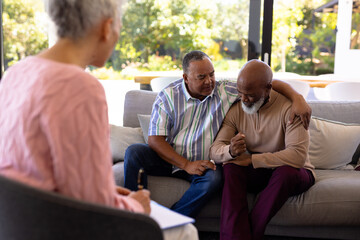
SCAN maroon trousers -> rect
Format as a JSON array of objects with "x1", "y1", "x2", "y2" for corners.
[{"x1": 220, "y1": 164, "x2": 314, "y2": 240}]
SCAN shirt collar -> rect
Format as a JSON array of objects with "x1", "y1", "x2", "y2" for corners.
[{"x1": 181, "y1": 80, "x2": 217, "y2": 102}]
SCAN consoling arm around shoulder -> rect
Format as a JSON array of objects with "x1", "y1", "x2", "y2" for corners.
[{"x1": 272, "y1": 79, "x2": 312, "y2": 130}]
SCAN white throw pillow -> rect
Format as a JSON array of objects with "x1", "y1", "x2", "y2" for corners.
[
  {"x1": 137, "y1": 114, "x2": 151, "y2": 143},
  {"x1": 109, "y1": 124, "x2": 145, "y2": 161},
  {"x1": 309, "y1": 117, "x2": 360, "y2": 169}
]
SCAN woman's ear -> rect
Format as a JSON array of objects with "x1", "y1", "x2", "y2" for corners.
[{"x1": 100, "y1": 18, "x2": 114, "y2": 41}]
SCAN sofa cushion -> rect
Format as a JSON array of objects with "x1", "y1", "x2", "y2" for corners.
[
  {"x1": 270, "y1": 169, "x2": 360, "y2": 226},
  {"x1": 145, "y1": 170, "x2": 360, "y2": 227},
  {"x1": 147, "y1": 176, "x2": 190, "y2": 208},
  {"x1": 109, "y1": 125, "x2": 145, "y2": 162},
  {"x1": 123, "y1": 90, "x2": 157, "y2": 128},
  {"x1": 309, "y1": 117, "x2": 360, "y2": 169},
  {"x1": 309, "y1": 101, "x2": 360, "y2": 124},
  {"x1": 138, "y1": 114, "x2": 151, "y2": 143},
  {"x1": 113, "y1": 161, "x2": 125, "y2": 186}
]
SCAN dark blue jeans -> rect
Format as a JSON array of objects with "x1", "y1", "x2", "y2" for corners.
[{"x1": 124, "y1": 143, "x2": 223, "y2": 217}]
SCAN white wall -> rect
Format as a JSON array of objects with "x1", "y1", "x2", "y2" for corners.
[{"x1": 334, "y1": 0, "x2": 360, "y2": 80}]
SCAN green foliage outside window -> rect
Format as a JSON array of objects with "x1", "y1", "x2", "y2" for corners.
[
  {"x1": 115, "y1": 0, "x2": 216, "y2": 68},
  {"x1": 4, "y1": 0, "x2": 357, "y2": 79},
  {"x1": 2, "y1": 0, "x2": 48, "y2": 69}
]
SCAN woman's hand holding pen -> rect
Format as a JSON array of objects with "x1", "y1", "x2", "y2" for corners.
[
  {"x1": 116, "y1": 186, "x2": 131, "y2": 195},
  {"x1": 116, "y1": 185, "x2": 151, "y2": 214},
  {"x1": 129, "y1": 190, "x2": 151, "y2": 214}
]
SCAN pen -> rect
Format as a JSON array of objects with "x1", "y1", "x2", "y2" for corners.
[{"x1": 137, "y1": 168, "x2": 144, "y2": 190}]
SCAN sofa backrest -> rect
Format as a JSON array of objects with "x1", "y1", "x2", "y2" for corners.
[
  {"x1": 308, "y1": 101, "x2": 360, "y2": 124},
  {"x1": 123, "y1": 90, "x2": 157, "y2": 127},
  {"x1": 123, "y1": 90, "x2": 360, "y2": 127}
]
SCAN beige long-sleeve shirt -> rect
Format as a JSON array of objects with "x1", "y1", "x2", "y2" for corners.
[{"x1": 210, "y1": 90, "x2": 315, "y2": 176}]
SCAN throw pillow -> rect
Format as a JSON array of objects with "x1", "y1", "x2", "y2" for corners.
[
  {"x1": 109, "y1": 124, "x2": 145, "y2": 162},
  {"x1": 137, "y1": 114, "x2": 151, "y2": 143},
  {"x1": 309, "y1": 117, "x2": 360, "y2": 169}
]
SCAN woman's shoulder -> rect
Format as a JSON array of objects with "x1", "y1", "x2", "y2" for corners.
[
  {"x1": 7, "y1": 56, "x2": 95, "y2": 83},
  {"x1": 33, "y1": 57, "x2": 103, "y2": 94},
  {"x1": 19, "y1": 56, "x2": 104, "y2": 104}
]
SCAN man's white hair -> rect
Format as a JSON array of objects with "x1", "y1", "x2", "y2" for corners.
[{"x1": 49, "y1": 0, "x2": 123, "y2": 39}]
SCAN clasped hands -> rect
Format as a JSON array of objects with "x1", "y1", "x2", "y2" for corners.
[{"x1": 225, "y1": 132, "x2": 252, "y2": 166}]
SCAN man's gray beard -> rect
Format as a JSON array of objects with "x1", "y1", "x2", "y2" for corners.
[{"x1": 242, "y1": 97, "x2": 265, "y2": 114}]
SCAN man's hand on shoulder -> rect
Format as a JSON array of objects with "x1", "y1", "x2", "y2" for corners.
[
  {"x1": 288, "y1": 94, "x2": 312, "y2": 130},
  {"x1": 184, "y1": 160, "x2": 216, "y2": 176},
  {"x1": 224, "y1": 153, "x2": 252, "y2": 167}
]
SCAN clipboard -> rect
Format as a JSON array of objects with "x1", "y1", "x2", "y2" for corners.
[{"x1": 150, "y1": 200, "x2": 195, "y2": 229}]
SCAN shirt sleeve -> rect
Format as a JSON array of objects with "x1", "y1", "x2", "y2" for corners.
[
  {"x1": 210, "y1": 105, "x2": 238, "y2": 163},
  {"x1": 43, "y1": 82, "x2": 144, "y2": 213},
  {"x1": 148, "y1": 92, "x2": 172, "y2": 137},
  {"x1": 252, "y1": 114, "x2": 309, "y2": 169}
]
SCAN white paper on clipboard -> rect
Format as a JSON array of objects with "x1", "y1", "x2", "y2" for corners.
[{"x1": 150, "y1": 200, "x2": 195, "y2": 229}]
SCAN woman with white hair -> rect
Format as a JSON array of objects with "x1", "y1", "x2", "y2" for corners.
[{"x1": 0, "y1": 0, "x2": 197, "y2": 239}]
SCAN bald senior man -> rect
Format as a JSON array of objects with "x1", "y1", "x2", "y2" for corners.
[
  {"x1": 125, "y1": 51, "x2": 312, "y2": 218},
  {"x1": 210, "y1": 59, "x2": 315, "y2": 240}
]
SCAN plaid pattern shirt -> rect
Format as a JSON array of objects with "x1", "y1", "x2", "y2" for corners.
[{"x1": 149, "y1": 79, "x2": 238, "y2": 170}]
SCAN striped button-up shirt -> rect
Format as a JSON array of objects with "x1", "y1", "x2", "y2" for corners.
[{"x1": 149, "y1": 79, "x2": 238, "y2": 168}]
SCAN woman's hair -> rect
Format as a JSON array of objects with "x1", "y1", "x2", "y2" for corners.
[{"x1": 49, "y1": 0, "x2": 123, "y2": 39}]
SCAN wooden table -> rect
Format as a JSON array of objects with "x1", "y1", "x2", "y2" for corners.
[
  {"x1": 134, "y1": 71, "x2": 182, "y2": 90},
  {"x1": 134, "y1": 71, "x2": 342, "y2": 90},
  {"x1": 279, "y1": 78, "x2": 341, "y2": 88}
]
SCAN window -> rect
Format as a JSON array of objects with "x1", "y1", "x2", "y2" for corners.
[
  {"x1": 272, "y1": 0, "x2": 336, "y2": 75},
  {"x1": 1, "y1": 0, "x2": 255, "y2": 80},
  {"x1": 1, "y1": 0, "x2": 48, "y2": 72},
  {"x1": 1, "y1": 0, "x2": 343, "y2": 79},
  {"x1": 100, "y1": 0, "x2": 252, "y2": 80},
  {"x1": 350, "y1": 0, "x2": 360, "y2": 49}
]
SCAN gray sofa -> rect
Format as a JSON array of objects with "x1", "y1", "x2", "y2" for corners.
[{"x1": 112, "y1": 89, "x2": 360, "y2": 240}]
